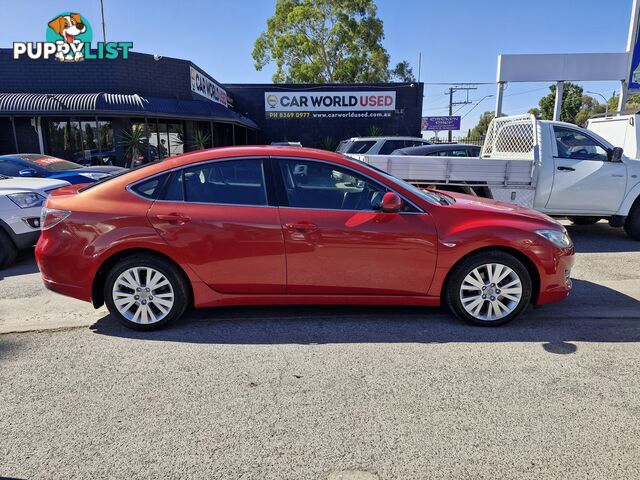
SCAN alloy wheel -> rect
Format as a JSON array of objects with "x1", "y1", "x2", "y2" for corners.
[
  {"x1": 111, "y1": 266, "x2": 175, "y2": 324},
  {"x1": 459, "y1": 263, "x2": 523, "y2": 322}
]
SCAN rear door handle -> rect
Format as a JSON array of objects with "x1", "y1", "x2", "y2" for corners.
[
  {"x1": 557, "y1": 166, "x2": 575, "y2": 172},
  {"x1": 155, "y1": 213, "x2": 191, "y2": 225},
  {"x1": 284, "y1": 221, "x2": 318, "y2": 233}
]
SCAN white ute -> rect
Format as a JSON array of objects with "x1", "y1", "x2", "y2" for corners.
[
  {"x1": 351, "y1": 114, "x2": 640, "y2": 240},
  {"x1": 0, "y1": 175, "x2": 69, "y2": 268}
]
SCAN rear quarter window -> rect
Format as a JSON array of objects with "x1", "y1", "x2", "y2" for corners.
[{"x1": 130, "y1": 173, "x2": 169, "y2": 200}]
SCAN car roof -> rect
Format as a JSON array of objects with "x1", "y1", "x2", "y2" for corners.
[
  {"x1": 345, "y1": 137, "x2": 429, "y2": 142},
  {"x1": 107, "y1": 146, "x2": 364, "y2": 181},
  {"x1": 393, "y1": 144, "x2": 480, "y2": 155}
]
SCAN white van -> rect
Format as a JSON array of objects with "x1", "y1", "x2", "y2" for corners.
[{"x1": 587, "y1": 113, "x2": 640, "y2": 159}]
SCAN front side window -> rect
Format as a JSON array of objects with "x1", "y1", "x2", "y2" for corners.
[
  {"x1": 278, "y1": 159, "x2": 390, "y2": 211},
  {"x1": 177, "y1": 159, "x2": 267, "y2": 206},
  {"x1": 554, "y1": 127, "x2": 608, "y2": 161},
  {"x1": 0, "y1": 160, "x2": 24, "y2": 176}
]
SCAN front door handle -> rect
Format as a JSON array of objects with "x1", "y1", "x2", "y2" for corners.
[
  {"x1": 155, "y1": 213, "x2": 191, "y2": 225},
  {"x1": 557, "y1": 166, "x2": 575, "y2": 172},
  {"x1": 284, "y1": 221, "x2": 319, "y2": 233}
]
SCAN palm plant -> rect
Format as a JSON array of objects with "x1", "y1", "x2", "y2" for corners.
[
  {"x1": 189, "y1": 128, "x2": 212, "y2": 151},
  {"x1": 321, "y1": 136, "x2": 338, "y2": 151},
  {"x1": 119, "y1": 124, "x2": 147, "y2": 168},
  {"x1": 368, "y1": 124, "x2": 383, "y2": 137}
]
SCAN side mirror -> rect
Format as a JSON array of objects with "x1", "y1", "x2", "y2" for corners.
[
  {"x1": 610, "y1": 147, "x2": 624, "y2": 162},
  {"x1": 381, "y1": 191, "x2": 403, "y2": 213},
  {"x1": 18, "y1": 168, "x2": 38, "y2": 177}
]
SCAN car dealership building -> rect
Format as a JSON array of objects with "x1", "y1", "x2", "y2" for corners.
[{"x1": 0, "y1": 49, "x2": 423, "y2": 166}]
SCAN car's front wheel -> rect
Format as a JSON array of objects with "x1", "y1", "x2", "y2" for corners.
[
  {"x1": 446, "y1": 251, "x2": 532, "y2": 326},
  {"x1": 0, "y1": 229, "x2": 17, "y2": 270},
  {"x1": 104, "y1": 255, "x2": 189, "y2": 330}
]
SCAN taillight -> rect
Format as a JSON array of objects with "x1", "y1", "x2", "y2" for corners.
[{"x1": 41, "y1": 208, "x2": 71, "y2": 230}]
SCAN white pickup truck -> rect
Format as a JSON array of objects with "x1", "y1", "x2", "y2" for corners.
[{"x1": 351, "y1": 114, "x2": 640, "y2": 240}]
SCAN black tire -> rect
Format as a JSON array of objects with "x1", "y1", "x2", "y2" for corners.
[
  {"x1": 567, "y1": 216, "x2": 601, "y2": 225},
  {"x1": 445, "y1": 251, "x2": 532, "y2": 327},
  {"x1": 624, "y1": 200, "x2": 640, "y2": 241},
  {"x1": 0, "y1": 229, "x2": 18, "y2": 270},
  {"x1": 104, "y1": 254, "x2": 189, "y2": 331}
]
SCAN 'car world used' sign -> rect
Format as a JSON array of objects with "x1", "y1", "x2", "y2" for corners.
[{"x1": 422, "y1": 116, "x2": 461, "y2": 131}]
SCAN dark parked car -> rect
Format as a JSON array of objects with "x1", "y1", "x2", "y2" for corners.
[
  {"x1": 0, "y1": 154, "x2": 125, "y2": 185},
  {"x1": 392, "y1": 144, "x2": 481, "y2": 157}
]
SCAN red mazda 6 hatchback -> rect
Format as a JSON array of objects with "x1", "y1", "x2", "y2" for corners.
[{"x1": 36, "y1": 146, "x2": 574, "y2": 330}]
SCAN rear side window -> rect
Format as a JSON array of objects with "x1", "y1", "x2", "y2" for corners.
[
  {"x1": 345, "y1": 140, "x2": 376, "y2": 154},
  {"x1": 379, "y1": 140, "x2": 407, "y2": 155},
  {"x1": 179, "y1": 159, "x2": 268, "y2": 206},
  {"x1": 130, "y1": 173, "x2": 169, "y2": 199}
]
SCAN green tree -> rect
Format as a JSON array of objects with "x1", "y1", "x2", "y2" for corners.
[
  {"x1": 573, "y1": 95, "x2": 606, "y2": 126},
  {"x1": 538, "y1": 82, "x2": 583, "y2": 124},
  {"x1": 528, "y1": 107, "x2": 541, "y2": 119},
  {"x1": 253, "y1": 0, "x2": 409, "y2": 83},
  {"x1": 390, "y1": 60, "x2": 415, "y2": 82},
  {"x1": 608, "y1": 93, "x2": 640, "y2": 112},
  {"x1": 469, "y1": 111, "x2": 494, "y2": 138}
]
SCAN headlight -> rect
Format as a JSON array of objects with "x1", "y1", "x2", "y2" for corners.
[
  {"x1": 79, "y1": 172, "x2": 110, "y2": 181},
  {"x1": 535, "y1": 229, "x2": 573, "y2": 248},
  {"x1": 7, "y1": 192, "x2": 45, "y2": 209}
]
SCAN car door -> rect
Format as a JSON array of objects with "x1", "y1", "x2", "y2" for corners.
[
  {"x1": 546, "y1": 127, "x2": 627, "y2": 213},
  {"x1": 147, "y1": 158, "x2": 286, "y2": 294},
  {"x1": 275, "y1": 158, "x2": 438, "y2": 295}
]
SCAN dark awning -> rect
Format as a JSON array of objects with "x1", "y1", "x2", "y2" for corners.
[{"x1": 0, "y1": 92, "x2": 258, "y2": 130}]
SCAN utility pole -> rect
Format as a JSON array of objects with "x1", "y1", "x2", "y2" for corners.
[
  {"x1": 446, "y1": 84, "x2": 477, "y2": 142},
  {"x1": 100, "y1": 0, "x2": 107, "y2": 42}
]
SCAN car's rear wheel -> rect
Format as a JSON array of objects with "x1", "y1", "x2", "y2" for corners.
[
  {"x1": 446, "y1": 251, "x2": 532, "y2": 326},
  {"x1": 0, "y1": 229, "x2": 18, "y2": 270},
  {"x1": 104, "y1": 255, "x2": 189, "y2": 330},
  {"x1": 567, "y1": 216, "x2": 601, "y2": 225}
]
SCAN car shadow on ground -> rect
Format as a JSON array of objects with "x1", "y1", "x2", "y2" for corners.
[
  {"x1": 0, "y1": 249, "x2": 39, "y2": 280},
  {"x1": 564, "y1": 221, "x2": 640, "y2": 253},
  {"x1": 90, "y1": 279, "x2": 640, "y2": 354}
]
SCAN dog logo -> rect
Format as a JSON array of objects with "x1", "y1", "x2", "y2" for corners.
[
  {"x1": 13, "y1": 12, "x2": 132, "y2": 62},
  {"x1": 46, "y1": 12, "x2": 92, "y2": 62}
]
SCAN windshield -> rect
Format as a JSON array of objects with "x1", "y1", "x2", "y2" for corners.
[
  {"x1": 18, "y1": 155, "x2": 82, "y2": 172},
  {"x1": 354, "y1": 158, "x2": 454, "y2": 206}
]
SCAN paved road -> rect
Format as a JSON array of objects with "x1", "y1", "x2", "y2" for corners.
[{"x1": 1, "y1": 221, "x2": 640, "y2": 479}]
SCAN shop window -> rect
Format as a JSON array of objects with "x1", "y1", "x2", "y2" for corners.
[{"x1": 0, "y1": 119, "x2": 16, "y2": 154}]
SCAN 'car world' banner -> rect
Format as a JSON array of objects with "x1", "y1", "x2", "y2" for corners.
[
  {"x1": 264, "y1": 91, "x2": 396, "y2": 119},
  {"x1": 191, "y1": 67, "x2": 228, "y2": 107}
]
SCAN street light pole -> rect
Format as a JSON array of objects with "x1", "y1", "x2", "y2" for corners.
[{"x1": 100, "y1": 0, "x2": 107, "y2": 43}]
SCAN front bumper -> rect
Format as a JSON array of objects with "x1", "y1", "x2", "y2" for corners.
[
  {"x1": 531, "y1": 244, "x2": 575, "y2": 305},
  {"x1": 0, "y1": 204, "x2": 42, "y2": 249}
]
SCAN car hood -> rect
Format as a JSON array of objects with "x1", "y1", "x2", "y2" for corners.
[
  {"x1": 0, "y1": 176, "x2": 69, "y2": 195},
  {"x1": 442, "y1": 191, "x2": 561, "y2": 226}
]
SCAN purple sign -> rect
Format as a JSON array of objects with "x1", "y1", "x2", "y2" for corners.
[{"x1": 422, "y1": 116, "x2": 461, "y2": 131}]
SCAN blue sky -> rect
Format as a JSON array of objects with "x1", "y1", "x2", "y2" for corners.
[{"x1": 0, "y1": 0, "x2": 634, "y2": 134}]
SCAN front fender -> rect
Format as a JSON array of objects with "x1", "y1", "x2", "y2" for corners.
[{"x1": 617, "y1": 179, "x2": 640, "y2": 215}]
